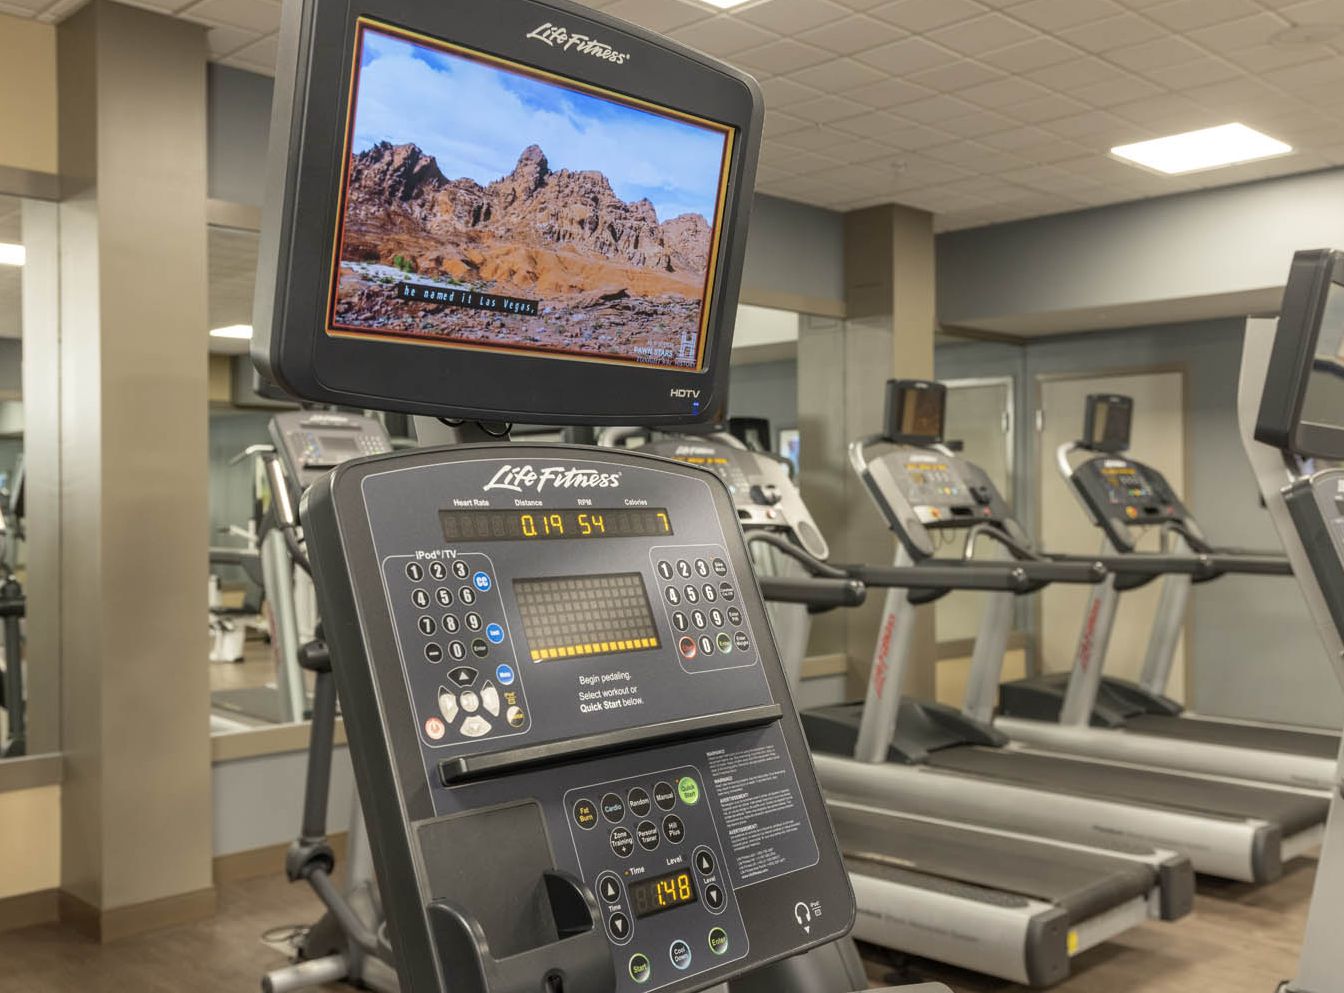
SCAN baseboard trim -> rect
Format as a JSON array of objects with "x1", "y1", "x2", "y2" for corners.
[
  {"x1": 213, "y1": 831, "x2": 349, "y2": 884},
  {"x1": 59, "y1": 886, "x2": 217, "y2": 942},
  {"x1": 0, "y1": 888, "x2": 58, "y2": 933}
]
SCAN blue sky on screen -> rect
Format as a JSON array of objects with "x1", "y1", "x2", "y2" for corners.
[{"x1": 353, "y1": 27, "x2": 729, "y2": 224}]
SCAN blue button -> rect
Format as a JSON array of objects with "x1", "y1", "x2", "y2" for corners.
[
  {"x1": 495, "y1": 663, "x2": 515, "y2": 686},
  {"x1": 486, "y1": 623, "x2": 505, "y2": 645},
  {"x1": 473, "y1": 571, "x2": 492, "y2": 592}
]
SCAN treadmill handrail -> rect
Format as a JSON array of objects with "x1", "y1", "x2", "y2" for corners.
[
  {"x1": 759, "y1": 576, "x2": 867, "y2": 608},
  {"x1": 842, "y1": 561, "x2": 1034, "y2": 592},
  {"x1": 1052, "y1": 552, "x2": 1209, "y2": 577}
]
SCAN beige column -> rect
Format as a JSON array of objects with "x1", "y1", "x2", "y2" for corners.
[
  {"x1": 799, "y1": 204, "x2": 936, "y2": 699},
  {"x1": 54, "y1": 0, "x2": 214, "y2": 939}
]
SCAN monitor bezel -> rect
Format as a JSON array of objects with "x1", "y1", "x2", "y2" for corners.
[
  {"x1": 252, "y1": 0, "x2": 763, "y2": 426},
  {"x1": 1256, "y1": 249, "x2": 1344, "y2": 461},
  {"x1": 883, "y1": 379, "x2": 946, "y2": 446},
  {"x1": 1081, "y1": 393, "x2": 1133, "y2": 454}
]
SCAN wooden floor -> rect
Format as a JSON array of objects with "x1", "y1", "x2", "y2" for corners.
[{"x1": 0, "y1": 860, "x2": 1316, "y2": 993}]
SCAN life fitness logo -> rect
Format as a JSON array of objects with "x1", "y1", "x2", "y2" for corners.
[
  {"x1": 527, "y1": 22, "x2": 631, "y2": 64},
  {"x1": 483, "y1": 464, "x2": 622, "y2": 494}
]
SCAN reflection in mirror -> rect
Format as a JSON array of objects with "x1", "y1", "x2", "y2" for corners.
[{"x1": 0, "y1": 195, "x2": 30, "y2": 758}]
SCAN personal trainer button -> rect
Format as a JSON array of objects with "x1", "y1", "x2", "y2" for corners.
[
  {"x1": 602, "y1": 792, "x2": 626, "y2": 823},
  {"x1": 708, "y1": 927, "x2": 728, "y2": 955},
  {"x1": 719, "y1": 583, "x2": 736, "y2": 602},
  {"x1": 452, "y1": 560, "x2": 470, "y2": 579},
  {"x1": 678, "y1": 777, "x2": 700, "y2": 806},
  {"x1": 662, "y1": 815, "x2": 685, "y2": 844},
  {"x1": 598, "y1": 872, "x2": 621, "y2": 904},
  {"x1": 669, "y1": 940, "x2": 692, "y2": 971},
  {"x1": 636, "y1": 820, "x2": 659, "y2": 851},
  {"x1": 448, "y1": 666, "x2": 477, "y2": 687},
  {"x1": 471, "y1": 638, "x2": 489, "y2": 658},
  {"x1": 627, "y1": 787, "x2": 652, "y2": 817},
  {"x1": 734, "y1": 631, "x2": 750, "y2": 652},
  {"x1": 610, "y1": 827, "x2": 635, "y2": 858},
  {"x1": 695, "y1": 850, "x2": 715, "y2": 876},
  {"x1": 429, "y1": 561, "x2": 448, "y2": 581},
  {"x1": 459, "y1": 715, "x2": 491, "y2": 738},
  {"x1": 704, "y1": 884, "x2": 724, "y2": 911},
  {"x1": 716, "y1": 632, "x2": 732, "y2": 654},
  {"x1": 653, "y1": 781, "x2": 677, "y2": 811},
  {"x1": 629, "y1": 954, "x2": 651, "y2": 984},
  {"x1": 608, "y1": 913, "x2": 630, "y2": 943},
  {"x1": 405, "y1": 562, "x2": 424, "y2": 581},
  {"x1": 678, "y1": 637, "x2": 697, "y2": 660},
  {"x1": 447, "y1": 641, "x2": 467, "y2": 662},
  {"x1": 485, "y1": 623, "x2": 505, "y2": 644},
  {"x1": 424, "y1": 643, "x2": 444, "y2": 664},
  {"x1": 712, "y1": 558, "x2": 727, "y2": 576},
  {"x1": 573, "y1": 799, "x2": 598, "y2": 831}
]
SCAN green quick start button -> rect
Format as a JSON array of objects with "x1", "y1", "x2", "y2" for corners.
[
  {"x1": 678, "y1": 776, "x2": 700, "y2": 806},
  {"x1": 629, "y1": 953, "x2": 651, "y2": 984}
]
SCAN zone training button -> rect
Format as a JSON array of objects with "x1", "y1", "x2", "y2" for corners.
[
  {"x1": 629, "y1": 954, "x2": 651, "y2": 985},
  {"x1": 678, "y1": 777, "x2": 700, "y2": 806},
  {"x1": 424, "y1": 643, "x2": 444, "y2": 664},
  {"x1": 452, "y1": 560, "x2": 470, "y2": 580},
  {"x1": 610, "y1": 827, "x2": 635, "y2": 858},
  {"x1": 627, "y1": 787, "x2": 652, "y2": 817},
  {"x1": 662, "y1": 815, "x2": 685, "y2": 844},
  {"x1": 669, "y1": 939, "x2": 692, "y2": 971},
  {"x1": 486, "y1": 623, "x2": 505, "y2": 644},
  {"x1": 405, "y1": 562, "x2": 424, "y2": 581},
  {"x1": 602, "y1": 792, "x2": 626, "y2": 823},
  {"x1": 473, "y1": 571, "x2": 492, "y2": 593},
  {"x1": 653, "y1": 781, "x2": 677, "y2": 811},
  {"x1": 708, "y1": 927, "x2": 728, "y2": 956},
  {"x1": 636, "y1": 820, "x2": 659, "y2": 852},
  {"x1": 572, "y1": 798, "x2": 598, "y2": 831}
]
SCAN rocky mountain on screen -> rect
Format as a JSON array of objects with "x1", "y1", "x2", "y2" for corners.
[{"x1": 339, "y1": 141, "x2": 712, "y2": 287}]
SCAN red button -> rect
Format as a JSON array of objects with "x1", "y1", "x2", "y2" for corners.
[{"x1": 679, "y1": 636, "x2": 697, "y2": 660}]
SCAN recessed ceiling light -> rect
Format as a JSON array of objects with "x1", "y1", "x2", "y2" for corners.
[
  {"x1": 1111, "y1": 123, "x2": 1291, "y2": 176},
  {"x1": 209, "y1": 324, "x2": 253, "y2": 340},
  {"x1": 699, "y1": 0, "x2": 760, "y2": 9},
  {"x1": 0, "y1": 244, "x2": 24, "y2": 267}
]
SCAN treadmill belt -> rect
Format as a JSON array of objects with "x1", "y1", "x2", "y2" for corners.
[
  {"x1": 831, "y1": 805, "x2": 1155, "y2": 923},
  {"x1": 1126, "y1": 714, "x2": 1340, "y2": 760},
  {"x1": 927, "y1": 747, "x2": 1328, "y2": 835}
]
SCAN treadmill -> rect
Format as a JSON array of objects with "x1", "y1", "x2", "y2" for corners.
[
  {"x1": 998, "y1": 393, "x2": 1337, "y2": 792},
  {"x1": 806, "y1": 379, "x2": 1327, "y2": 884},
  {"x1": 610, "y1": 427, "x2": 1193, "y2": 987}
]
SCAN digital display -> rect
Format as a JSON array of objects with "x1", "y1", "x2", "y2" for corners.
[
  {"x1": 328, "y1": 19, "x2": 735, "y2": 370},
  {"x1": 439, "y1": 508, "x2": 672, "y2": 542},
  {"x1": 319, "y1": 434, "x2": 360, "y2": 452},
  {"x1": 628, "y1": 869, "x2": 698, "y2": 919},
  {"x1": 1301, "y1": 282, "x2": 1344, "y2": 433},
  {"x1": 514, "y1": 573, "x2": 660, "y2": 662}
]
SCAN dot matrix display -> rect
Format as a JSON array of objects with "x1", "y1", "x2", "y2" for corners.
[{"x1": 515, "y1": 573, "x2": 661, "y2": 662}]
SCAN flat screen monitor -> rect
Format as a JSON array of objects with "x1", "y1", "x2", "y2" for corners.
[
  {"x1": 252, "y1": 0, "x2": 763, "y2": 426},
  {"x1": 884, "y1": 380, "x2": 946, "y2": 446},
  {"x1": 1256, "y1": 249, "x2": 1344, "y2": 460},
  {"x1": 1082, "y1": 394, "x2": 1132, "y2": 453}
]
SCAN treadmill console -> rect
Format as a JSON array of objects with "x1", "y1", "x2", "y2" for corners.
[
  {"x1": 1070, "y1": 457, "x2": 1187, "y2": 552},
  {"x1": 1284, "y1": 468, "x2": 1344, "y2": 640},
  {"x1": 269, "y1": 410, "x2": 392, "y2": 491},
  {"x1": 306, "y1": 445, "x2": 851, "y2": 993},
  {"x1": 640, "y1": 436, "x2": 828, "y2": 560},
  {"x1": 861, "y1": 447, "x2": 1021, "y2": 559}
]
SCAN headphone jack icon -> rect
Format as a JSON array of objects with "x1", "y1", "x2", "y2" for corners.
[{"x1": 794, "y1": 901, "x2": 812, "y2": 934}]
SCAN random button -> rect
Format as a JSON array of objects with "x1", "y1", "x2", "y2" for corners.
[
  {"x1": 636, "y1": 820, "x2": 659, "y2": 852},
  {"x1": 610, "y1": 827, "x2": 635, "y2": 858},
  {"x1": 669, "y1": 939, "x2": 692, "y2": 971},
  {"x1": 653, "y1": 782, "x2": 677, "y2": 811},
  {"x1": 627, "y1": 787, "x2": 652, "y2": 817},
  {"x1": 602, "y1": 793, "x2": 626, "y2": 823},
  {"x1": 573, "y1": 798, "x2": 598, "y2": 831},
  {"x1": 708, "y1": 927, "x2": 728, "y2": 955},
  {"x1": 662, "y1": 815, "x2": 685, "y2": 844}
]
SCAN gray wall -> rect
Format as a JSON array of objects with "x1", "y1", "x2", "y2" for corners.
[
  {"x1": 207, "y1": 64, "x2": 273, "y2": 206},
  {"x1": 937, "y1": 320, "x2": 1343, "y2": 730},
  {"x1": 727, "y1": 359, "x2": 797, "y2": 442},
  {"x1": 208, "y1": 406, "x2": 270, "y2": 548},
  {"x1": 213, "y1": 745, "x2": 354, "y2": 855}
]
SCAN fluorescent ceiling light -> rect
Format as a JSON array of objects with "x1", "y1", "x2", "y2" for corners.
[
  {"x1": 700, "y1": 0, "x2": 757, "y2": 8},
  {"x1": 1111, "y1": 123, "x2": 1291, "y2": 176},
  {"x1": 0, "y1": 243, "x2": 24, "y2": 267},
  {"x1": 209, "y1": 324, "x2": 253, "y2": 340}
]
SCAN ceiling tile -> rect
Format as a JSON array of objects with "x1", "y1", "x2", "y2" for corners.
[
  {"x1": 1023, "y1": 56, "x2": 1122, "y2": 90},
  {"x1": 178, "y1": 0, "x2": 280, "y2": 33},
  {"x1": 230, "y1": 31, "x2": 277, "y2": 68},
  {"x1": 790, "y1": 57, "x2": 886, "y2": 90},
  {"x1": 1002, "y1": 91, "x2": 1090, "y2": 123},
  {"x1": 602, "y1": 0, "x2": 708, "y2": 33},
  {"x1": 979, "y1": 35, "x2": 1080, "y2": 72},
  {"x1": 907, "y1": 58, "x2": 1006, "y2": 91},
  {"x1": 958, "y1": 75, "x2": 1052, "y2": 108},
  {"x1": 855, "y1": 35, "x2": 960, "y2": 73},
  {"x1": 1280, "y1": 0, "x2": 1344, "y2": 24},
  {"x1": 1186, "y1": 12, "x2": 1287, "y2": 52},
  {"x1": 980, "y1": 124, "x2": 1056, "y2": 150},
  {"x1": 1058, "y1": 12, "x2": 1166, "y2": 52},
  {"x1": 1109, "y1": 92, "x2": 1214, "y2": 130},
  {"x1": 842, "y1": 75, "x2": 938, "y2": 106},
  {"x1": 937, "y1": 107, "x2": 1017, "y2": 137},
  {"x1": 1108, "y1": 34, "x2": 1206, "y2": 71},
  {"x1": 795, "y1": 15, "x2": 906, "y2": 55},
  {"x1": 1068, "y1": 71, "x2": 1165, "y2": 106},
  {"x1": 758, "y1": 75, "x2": 823, "y2": 106},
  {"x1": 928, "y1": 12, "x2": 1037, "y2": 55},
  {"x1": 923, "y1": 140, "x2": 1000, "y2": 167},
  {"x1": 1141, "y1": 56, "x2": 1243, "y2": 88},
  {"x1": 761, "y1": 109, "x2": 812, "y2": 138},
  {"x1": 771, "y1": 124, "x2": 856, "y2": 153},
  {"x1": 1040, "y1": 109, "x2": 1129, "y2": 139},
  {"x1": 1262, "y1": 53, "x2": 1344, "y2": 89},
  {"x1": 1144, "y1": 0, "x2": 1262, "y2": 31},
  {"x1": 868, "y1": 0, "x2": 988, "y2": 32},
  {"x1": 206, "y1": 23, "x2": 259, "y2": 56},
  {"x1": 787, "y1": 93, "x2": 870, "y2": 123},
  {"x1": 1225, "y1": 41, "x2": 1326, "y2": 71},
  {"x1": 734, "y1": 38, "x2": 832, "y2": 74},
  {"x1": 880, "y1": 121, "x2": 964, "y2": 150},
  {"x1": 897, "y1": 93, "x2": 982, "y2": 123},
  {"x1": 669, "y1": 15, "x2": 776, "y2": 56},
  {"x1": 736, "y1": 0, "x2": 851, "y2": 35},
  {"x1": 1007, "y1": 0, "x2": 1124, "y2": 32}
]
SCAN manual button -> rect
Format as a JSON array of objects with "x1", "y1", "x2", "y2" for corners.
[{"x1": 653, "y1": 781, "x2": 677, "y2": 811}]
